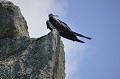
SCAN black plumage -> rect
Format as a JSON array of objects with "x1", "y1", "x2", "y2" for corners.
[{"x1": 46, "y1": 13, "x2": 92, "y2": 43}]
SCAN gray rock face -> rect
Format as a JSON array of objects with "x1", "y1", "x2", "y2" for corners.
[
  {"x1": 0, "y1": 30, "x2": 65, "y2": 79},
  {"x1": 0, "y1": 0, "x2": 29, "y2": 39},
  {"x1": 0, "y1": 0, "x2": 65, "y2": 79}
]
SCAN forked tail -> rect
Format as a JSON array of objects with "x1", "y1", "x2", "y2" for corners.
[
  {"x1": 76, "y1": 39, "x2": 85, "y2": 43},
  {"x1": 73, "y1": 32, "x2": 92, "y2": 40}
]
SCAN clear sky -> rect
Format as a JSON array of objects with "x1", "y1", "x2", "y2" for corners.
[{"x1": 10, "y1": 0, "x2": 120, "y2": 79}]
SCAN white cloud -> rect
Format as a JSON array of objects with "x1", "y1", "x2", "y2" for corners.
[
  {"x1": 10, "y1": 0, "x2": 68, "y2": 37},
  {"x1": 9, "y1": 0, "x2": 87, "y2": 79},
  {"x1": 63, "y1": 38, "x2": 87, "y2": 79}
]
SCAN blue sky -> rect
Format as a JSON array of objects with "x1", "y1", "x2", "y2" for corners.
[
  {"x1": 10, "y1": 0, "x2": 120, "y2": 79},
  {"x1": 66, "y1": 0, "x2": 120, "y2": 79}
]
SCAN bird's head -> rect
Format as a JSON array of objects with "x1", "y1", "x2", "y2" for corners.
[{"x1": 48, "y1": 13, "x2": 58, "y2": 18}]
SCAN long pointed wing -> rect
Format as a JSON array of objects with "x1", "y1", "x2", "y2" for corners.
[{"x1": 54, "y1": 18, "x2": 72, "y2": 31}]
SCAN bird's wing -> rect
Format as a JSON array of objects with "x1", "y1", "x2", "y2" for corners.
[{"x1": 56, "y1": 18, "x2": 72, "y2": 31}]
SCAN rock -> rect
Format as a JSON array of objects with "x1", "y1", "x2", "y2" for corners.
[
  {"x1": 0, "y1": 0, "x2": 29, "y2": 39},
  {"x1": 0, "y1": 30, "x2": 65, "y2": 79},
  {"x1": 0, "y1": 0, "x2": 65, "y2": 79}
]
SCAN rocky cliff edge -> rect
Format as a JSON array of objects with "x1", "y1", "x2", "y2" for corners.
[{"x1": 0, "y1": 0, "x2": 65, "y2": 79}]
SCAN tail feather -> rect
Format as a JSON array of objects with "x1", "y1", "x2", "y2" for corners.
[
  {"x1": 76, "y1": 39, "x2": 85, "y2": 43},
  {"x1": 73, "y1": 32, "x2": 92, "y2": 40}
]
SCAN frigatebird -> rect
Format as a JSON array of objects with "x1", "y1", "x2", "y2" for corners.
[{"x1": 46, "y1": 13, "x2": 92, "y2": 43}]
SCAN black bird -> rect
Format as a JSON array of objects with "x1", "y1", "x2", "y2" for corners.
[{"x1": 46, "y1": 13, "x2": 92, "y2": 43}]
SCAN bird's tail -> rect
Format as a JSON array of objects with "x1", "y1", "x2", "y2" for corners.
[
  {"x1": 76, "y1": 39, "x2": 85, "y2": 43},
  {"x1": 73, "y1": 32, "x2": 92, "y2": 40}
]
